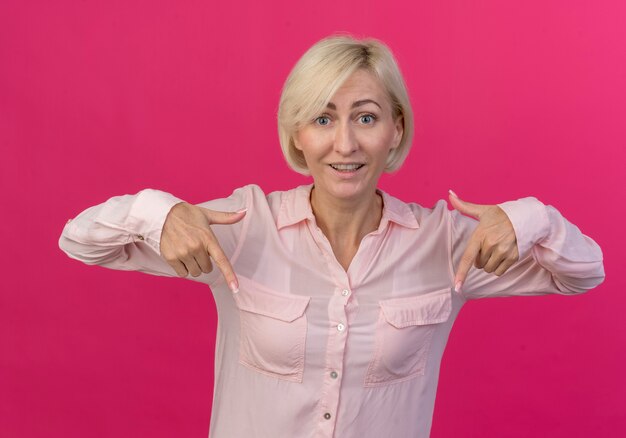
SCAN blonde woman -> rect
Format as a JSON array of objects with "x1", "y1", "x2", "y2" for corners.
[{"x1": 59, "y1": 35, "x2": 604, "y2": 437}]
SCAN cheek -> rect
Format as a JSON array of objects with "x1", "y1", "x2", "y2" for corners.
[
  {"x1": 295, "y1": 130, "x2": 329, "y2": 155},
  {"x1": 359, "y1": 131, "x2": 397, "y2": 154}
]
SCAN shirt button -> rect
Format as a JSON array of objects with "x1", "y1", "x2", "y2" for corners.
[
  {"x1": 330, "y1": 371, "x2": 338, "y2": 379},
  {"x1": 323, "y1": 413, "x2": 331, "y2": 420},
  {"x1": 136, "y1": 234, "x2": 145, "y2": 241},
  {"x1": 337, "y1": 323, "x2": 345, "y2": 332},
  {"x1": 341, "y1": 289, "x2": 350, "y2": 296}
]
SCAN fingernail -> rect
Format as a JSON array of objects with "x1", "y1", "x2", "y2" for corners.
[
  {"x1": 235, "y1": 208, "x2": 248, "y2": 214},
  {"x1": 449, "y1": 189, "x2": 458, "y2": 198},
  {"x1": 455, "y1": 281, "x2": 463, "y2": 294},
  {"x1": 229, "y1": 281, "x2": 239, "y2": 294}
]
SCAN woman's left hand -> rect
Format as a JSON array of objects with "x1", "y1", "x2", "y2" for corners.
[{"x1": 449, "y1": 190, "x2": 519, "y2": 293}]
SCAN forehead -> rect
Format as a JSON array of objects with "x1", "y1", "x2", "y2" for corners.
[{"x1": 328, "y1": 69, "x2": 389, "y2": 106}]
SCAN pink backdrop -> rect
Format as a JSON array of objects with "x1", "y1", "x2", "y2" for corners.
[{"x1": 1, "y1": 1, "x2": 624, "y2": 437}]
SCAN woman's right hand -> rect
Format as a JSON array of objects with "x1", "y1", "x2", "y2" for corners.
[{"x1": 160, "y1": 202, "x2": 247, "y2": 292}]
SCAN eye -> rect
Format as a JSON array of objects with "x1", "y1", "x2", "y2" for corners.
[
  {"x1": 315, "y1": 116, "x2": 331, "y2": 126},
  {"x1": 359, "y1": 114, "x2": 376, "y2": 124}
]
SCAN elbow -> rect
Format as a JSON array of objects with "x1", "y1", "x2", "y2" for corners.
[
  {"x1": 58, "y1": 225, "x2": 76, "y2": 259},
  {"x1": 586, "y1": 259, "x2": 606, "y2": 291},
  {"x1": 591, "y1": 261, "x2": 606, "y2": 290},
  {"x1": 58, "y1": 233, "x2": 90, "y2": 264},
  {"x1": 58, "y1": 234, "x2": 69, "y2": 256},
  {"x1": 57, "y1": 225, "x2": 105, "y2": 266},
  {"x1": 554, "y1": 261, "x2": 606, "y2": 295}
]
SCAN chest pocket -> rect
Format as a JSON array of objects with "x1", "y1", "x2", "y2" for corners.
[
  {"x1": 233, "y1": 276, "x2": 311, "y2": 382},
  {"x1": 364, "y1": 287, "x2": 452, "y2": 387}
]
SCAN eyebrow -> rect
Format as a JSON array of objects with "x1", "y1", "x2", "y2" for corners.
[{"x1": 326, "y1": 99, "x2": 382, "y2": 110}]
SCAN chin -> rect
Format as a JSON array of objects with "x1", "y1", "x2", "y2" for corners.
[{"x1": 322, "y1": 179, "x2": 376, "y2": 201}]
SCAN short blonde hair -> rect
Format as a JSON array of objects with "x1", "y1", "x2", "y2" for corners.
[{"x1": 277, "y1": 35, "x2": 414, "y2": 175}]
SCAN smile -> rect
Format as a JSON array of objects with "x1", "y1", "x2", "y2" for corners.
[{"x1": 329, "y1": 163, "x2": 365, "y2": 172}]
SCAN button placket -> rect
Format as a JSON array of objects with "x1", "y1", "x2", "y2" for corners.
[
  {"x1": 316, "y1": 292, "x2": 349, "y2": 437},
  {"x1": 305, "y1": 220, "x2": 355, "y2": 437}
]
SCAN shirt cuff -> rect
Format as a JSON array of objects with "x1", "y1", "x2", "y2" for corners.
[
  {"x1": 127, "y1": 189, "x2": 185, "y2": 255},
  {"x1": 497, "y1": 197, "x2": 551, "y2": 260}
]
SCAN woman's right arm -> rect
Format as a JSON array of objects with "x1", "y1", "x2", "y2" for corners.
[{"x1": 58, "y1": 188, "x2": 247, "y2": 291}]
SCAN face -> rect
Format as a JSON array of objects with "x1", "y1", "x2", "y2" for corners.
[{"x1": 293, "y1": 69, "x2": 403, "y2": 204}]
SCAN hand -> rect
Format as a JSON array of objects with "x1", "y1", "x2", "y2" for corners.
[
  {"x1": 160, "y1": 202, "x2": 247, "y2": 293},
  {"x1": 449, "y1": 190, "x2": 519, "y2": 293}
]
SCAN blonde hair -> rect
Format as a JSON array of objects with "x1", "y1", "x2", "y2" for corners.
[{"x1": 277, "y1": 35, "x2": 414, "y2": 175}]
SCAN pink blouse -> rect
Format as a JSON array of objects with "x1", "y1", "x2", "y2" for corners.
[{"x1": 58, "y1": 184, "x2": 604, "y2": 437}]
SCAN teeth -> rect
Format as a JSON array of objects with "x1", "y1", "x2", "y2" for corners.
[{"x1": 330, "y1": 163, "x2": 363, "y2": 171}]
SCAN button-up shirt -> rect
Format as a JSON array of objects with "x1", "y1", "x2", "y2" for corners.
[{"x1": 58, "y1": 184, "x2": 605, "y2": 437}]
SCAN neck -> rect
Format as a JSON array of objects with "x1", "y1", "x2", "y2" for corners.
[{"x1": 310, "y1": 185, "x2": 383, "y2": 247}]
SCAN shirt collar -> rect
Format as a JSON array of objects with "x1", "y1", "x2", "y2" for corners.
[{"x1": 276, "y1": 184, "x2": 419, "y2": 230}]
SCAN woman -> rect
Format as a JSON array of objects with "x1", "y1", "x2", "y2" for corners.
[{"x1": 59, "y1": 35, "x2": 605, "y2": 437}]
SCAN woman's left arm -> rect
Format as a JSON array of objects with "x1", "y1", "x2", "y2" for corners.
[{"x1": 449, "y1": 192, "x2": 605, "y2": 299}]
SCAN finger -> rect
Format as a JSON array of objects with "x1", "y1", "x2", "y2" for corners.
[
  {"x1": 474, "y1": 246, "x2": 493, "y2": 270},
  {"x1": 206, "y1": 238, "x2": 239, "y2": 293},
  {"x1": 455, "y1": 234, "x2": 482, "y2": 292},
  {"x1": 494, "y1": 257, "x2": 516, "y2": 276},
  {"x1": 194, "y1": 248, "x2": 214, "y2": 274},
  {"x1": 203, "y1": 208, "x2": 247, "y2": 225},
  {"x1": 168, "y1": 258, "x2": 189, "y2": 278},
  {"x1": 448, "y1": 190, "x2": 488, "y2": 219},
  {"x1": 483, "y1": 251, "x2": 505, "y2": 273},
  {"x1": 479, "y1": 241, "x2": 495, "y2": 269},
  {"x1": 180, "y1": 254, "x2": 203, "y2": 278}
]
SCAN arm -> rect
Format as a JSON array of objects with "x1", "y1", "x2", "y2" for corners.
[
  {"x1": 59, "y1": 189, "x2": 184, "y2": 277},
  {"x1": 58, "y1": 187, "x2": 249, "y2": 287},
  {"x1": 450, "y1": 196, "x2": 605, "y2": 299}
]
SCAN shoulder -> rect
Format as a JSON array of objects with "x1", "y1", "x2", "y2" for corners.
[
  {"x1": 379, "y1": 189, "x2": 452, "y2": 235},
  {"x1": 233, "y1": 183, "x2": 302, "y2": 203},
  {"x1": 406, "y1": 198, "x2": 450, "y2": 222},
  {"x1": 218, "y1": 184, "x2": 309, "y2": 228},
  {"x1": 239, "y1": 184, "x2": 305, "y2": 211},
  {"x1": 391, "y1": 195, "x2": 451, "y2": 231}
]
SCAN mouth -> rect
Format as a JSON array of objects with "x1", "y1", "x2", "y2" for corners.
[{"x1": 328, "y1": 163, "x2": 365, "y2": 173}]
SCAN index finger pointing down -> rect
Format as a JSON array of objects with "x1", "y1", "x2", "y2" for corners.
[
  {"x1": 206, "y1": 239, "x2": 239, "y2": 293},
  {"x1": 455, "y1": 234, "x2": 482, "y2": 293}
]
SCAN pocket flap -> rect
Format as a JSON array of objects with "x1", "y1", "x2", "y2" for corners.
[
  {"x1": 380, "y1": 287, "x2": 452, "y2": 328},
  {"x1": 234, "y1": 276, "x2": 311, "y2": 322}
]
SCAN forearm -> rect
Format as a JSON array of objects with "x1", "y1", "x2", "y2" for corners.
[
  {"x1": 456, "y1": 197, "x2": 605, "y2": 299},
  {"x1": 59, "y1": 189, "x2": 184, "y2": 273},
  {"x1": 499, "y1": 198, "x2": 605, "y2": 294}
]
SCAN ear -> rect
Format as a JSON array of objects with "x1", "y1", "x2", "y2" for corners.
[
  {"x1": 391, "y1": 115, "x2": 404, "y2": 150},
  {"x1": 292, "y1": 134, "x2": 303, "y2": 151}
]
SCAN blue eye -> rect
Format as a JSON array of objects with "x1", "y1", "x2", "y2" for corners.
[
  {"x1": 360, "y1": 114, "x2": 375, "y2": 124},
  {"x1": 315, "y1": 116, "x2": 330, "y2": 126}
]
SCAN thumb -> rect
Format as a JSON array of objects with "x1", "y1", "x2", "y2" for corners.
[
  {"x1": 448, "y1": 190, "x2": 487, "y2": 219},
  {"x1": 202, "y1": 207, "x2": 247, "y2": 225}
]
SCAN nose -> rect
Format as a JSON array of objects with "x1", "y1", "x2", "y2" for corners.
[{"x1": 333, "y1": 121, "x2": 358, "y2": 156}]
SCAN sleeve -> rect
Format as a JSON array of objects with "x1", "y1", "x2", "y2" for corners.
[
  {"x1": 450, "y1": 197, "x2": 605, "y2": 300},
  {"x1": 58, "y1": 186, "x2": 250, "y2": 285}
]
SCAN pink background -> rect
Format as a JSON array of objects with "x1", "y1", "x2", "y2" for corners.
[{"x1": 1, "y1": 1, "x2": 624, "y2": 437}]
